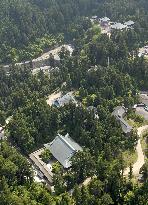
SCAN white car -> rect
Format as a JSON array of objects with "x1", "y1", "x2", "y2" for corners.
[{"x1": 144, "y1": 106, "x2": 148, "y2": 112}]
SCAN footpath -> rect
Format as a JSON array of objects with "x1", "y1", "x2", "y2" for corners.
[{"x1": 124, "y1": 125, "x2": 148, "y2": 176}]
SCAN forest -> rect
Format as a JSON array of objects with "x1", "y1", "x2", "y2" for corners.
[
  {"x1": 0, "y1": 0, "x2": 148, "y2": 205},
  {"x1": 1, "y1": 0, "x2": 148, "y2": 63}
]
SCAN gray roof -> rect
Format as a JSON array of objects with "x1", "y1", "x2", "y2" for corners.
[
  {"x1": 124, "y1": 20, "x2": 134, "y2": 26},
  {"x1": 53, "y1": 92, "x2": 77, "y2": 107},
  {"x1": 113, "y1": 106, "x2": 126, "y2": 117},
  {"x1": 111, "y1": 23, "x2": 127, "y2": 30},
  {"x1": 92, "y1": 16, "x2": 98, "y2": 19},
  {"x1": 100, "y1": 17, "x2": 110, "y2": 22},
  {"x1": 44, "y1": 134, "x2": 82, "y2": 168},
  {"x1": 112, "y1": 106, "x2": 132, "y2": 134}
]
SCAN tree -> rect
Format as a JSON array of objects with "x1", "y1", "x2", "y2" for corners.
[
  {"x1": 52, "y1": 162, "x2": 62, "y2": 174},
  {"x1": 73, "y1": 185, "x2": 82, "y2": 205},
  {"x1": 40, "y1": 149, "x2": 52, "y2": 163},
  {"x1": 128, "y1": 163, "x2": 133, "y2": 181},
  {"x1": 0, "y1": 110, "x2": 6, "y2": 126},
  {"x1": 57, "y1": 193, "x2": 75, "y2": 205},
  {"x1": 140, "y1": 160, "x2": 148, "y2": 182},
  {"x1": 71, "y1": 150, "x2": 96, "y2": 183}
]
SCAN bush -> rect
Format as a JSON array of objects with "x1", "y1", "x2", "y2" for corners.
[
  {"x1": 134, "y1": 114, "x2": 144, "y2": 123},
  {"x1": 40, "y1": 149, "x2": 52, "y2": 163},
  {"x1": 52, "y1": 162, "x2": 62, "y2": 174}
]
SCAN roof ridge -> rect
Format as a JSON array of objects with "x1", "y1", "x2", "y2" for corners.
[{"x1": 58, "y1": 134, "x2": 76, "y2": 152}]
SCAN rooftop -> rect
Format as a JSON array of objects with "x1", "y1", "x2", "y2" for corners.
[
  {"x1": 124, "y1": 20, "x2": 135, "y2": 26},
  {"x1": 53, "y1": 92, "x2": 77, "y2": 107},
  {"x1": 111, "y1": 23, "x2": 127, "y2": 30},
  {"x1": 44, "y1": 134, "x2": 82, "y2": 168},
  {"x1": 29, "y1": 148, "x2": 53, "y2": 184},
  {"x1": 92, "y1": 16, "x2": 98, "y2": 19},
  {"x1": 100, "y1": 17, "x2": 110, "y2": 22},
  {"x1": 112, "y1": 106, "x2": 132, "y2": 134}
]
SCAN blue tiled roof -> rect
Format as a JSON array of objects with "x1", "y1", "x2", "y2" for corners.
[{"x1": 44, "y1": 134, "x2": 82, "y2": 168}]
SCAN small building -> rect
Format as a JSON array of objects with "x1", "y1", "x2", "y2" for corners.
[
  {"x1": 100, "y1": 17, "x2": 110, "y2": 23},
  {"x1": 53, "y1": 92, "x2": 77, "y2": 107},
  {"x1": 90, "y1": 16, "x2": 98, "y2": 23},
  {"x1": 92, "y1": 16, "x2": 98, "y2": 20},
  {"x1": 29, "y1": 134, "x2": 82, "y2": 186},
  {"x1": 112, "y1": 106, "x2": 132, "y2": 135},
  {"x1": 111, "y1": 23, "x2": 127, "y2": 30},
  {"x1": 44, "y1": 134, "x2": 83, "y2": 168},
  {"x1": 29, "y1": 148, "x2": 53, "y2": 185},
  {"x1": 124, "y1": 20, "x2": 135, "y2": 27},
  {"x1": 100, "y1": 17, "x2": 110, "y2": 27}
]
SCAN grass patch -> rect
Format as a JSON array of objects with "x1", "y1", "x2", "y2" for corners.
[
  {"x1": 123, "y1": 150, "x2": 138, "y2": 168},
  {"x1": 125, "y1": 109, "x2": 148, "y2": 128},
  {"x1": 126, "y1": 118, "x2": 148, "y2": 128},
  {"x1": 126, "y1": 119, "x2": 138, "y2": 128}
]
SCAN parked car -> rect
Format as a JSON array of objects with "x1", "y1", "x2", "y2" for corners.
[{"x1": 137, "y1": 103, "x2": 145, "y2": 107}]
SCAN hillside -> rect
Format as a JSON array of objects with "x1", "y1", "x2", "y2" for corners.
[
  {"x1": 0, "y1": 0, "x2": 148, "y2": 205},
  {"x1": 0, "y1": 0, "x2": 148, "y2": 63}
]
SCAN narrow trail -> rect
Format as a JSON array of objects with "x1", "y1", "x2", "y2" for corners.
[
  {"x1": 70, "y1": 125, "x2": 148, "y2": 194},
  {"x1": 124, "y1": 125, "x2": 148, "y2": 176}
]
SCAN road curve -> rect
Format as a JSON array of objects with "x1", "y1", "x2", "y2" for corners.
[{"x1": 124, "y1": 125, "x2": 148, "y2": 176}]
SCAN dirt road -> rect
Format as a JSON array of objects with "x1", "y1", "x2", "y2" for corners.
[{"x1": 124, "y1": 125, "x2": 148, "y2": 176}]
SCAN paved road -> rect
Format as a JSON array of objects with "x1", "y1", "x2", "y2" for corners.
[
  {"x1": 140, "y1": 93, "x2": 148, "y2": 106},
  {"x1": 136, "y1": 107, "x2": 148, "y2": 120},
  {"x1": 124, "y1": 125, "x2": 148, "y2": 176}
]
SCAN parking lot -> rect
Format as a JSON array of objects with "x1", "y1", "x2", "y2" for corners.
[
  {"x1": 136, "y1": 107, "x2": 148, "y2": 120},
  {"x1": 140, "y1": 93, "x2": 148, "y2": 106}
]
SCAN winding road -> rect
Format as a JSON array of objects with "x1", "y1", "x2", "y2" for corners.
[{"x1": 124, "y1": 125, "x2": 148, "y2": 176}]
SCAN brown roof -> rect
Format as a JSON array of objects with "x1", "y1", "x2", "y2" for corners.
[{"x1": 29, "y1": 148, "x2": 53, "y2": 184}]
